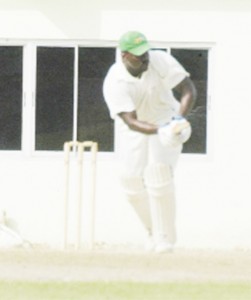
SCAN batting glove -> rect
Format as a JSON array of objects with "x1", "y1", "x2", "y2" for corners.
[{"x1": 158, "y1": 116, "x2": 192, "y2": 147}]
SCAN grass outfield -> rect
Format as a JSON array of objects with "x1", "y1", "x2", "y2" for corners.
[{"x1": 0, "y1": 281, "x2": 251, "y2": 300}]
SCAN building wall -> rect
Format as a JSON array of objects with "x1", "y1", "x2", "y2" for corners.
[
  {"x1": 0, "y1": 0, "x2": 251, "y2": 39},
  {"x1": 0, "y1": 1, "x2": 251, "y2": 249}
]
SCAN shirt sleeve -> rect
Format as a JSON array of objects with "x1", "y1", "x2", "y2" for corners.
[
  {"x1": 103, "y1": 72, "x2": 135, "y2": 119},
  {"x1": 150, "y1": 50, "x2": 190, "y2": 89}
]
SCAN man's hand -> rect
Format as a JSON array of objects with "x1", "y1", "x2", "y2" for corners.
[{"x1": 158, "y1": 116, "x2": 192, "y2": 147}]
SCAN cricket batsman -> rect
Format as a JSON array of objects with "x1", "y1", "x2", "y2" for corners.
[{"x1": 103, "y1": 31, "x2": 197, "y2": 253}]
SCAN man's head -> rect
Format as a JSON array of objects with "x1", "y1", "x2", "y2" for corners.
[{"x1": 119, "y1": 31, "x2": 150, "y2": 77}]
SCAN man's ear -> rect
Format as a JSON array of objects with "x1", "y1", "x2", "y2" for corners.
[{"x1": 121, "y1": 52, "x2": 130, "y2": 59}]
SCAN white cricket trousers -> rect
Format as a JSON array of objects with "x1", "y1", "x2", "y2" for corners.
[
  {"x1": 116, "y1": 121, "x2": 182, "y2": 245},
  {"x1": 116, "y1": 122, "x2": 182, "y2": 176}
]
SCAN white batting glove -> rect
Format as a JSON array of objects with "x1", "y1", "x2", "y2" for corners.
[{"x1": 158, "y1": 116, "x2": 192, "y2": 147}]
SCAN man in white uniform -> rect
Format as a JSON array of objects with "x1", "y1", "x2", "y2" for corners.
[{"x1": 103, "y1": 31, "x2": 197, "y2": 253}]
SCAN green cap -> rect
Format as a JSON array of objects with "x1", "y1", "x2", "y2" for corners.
[{"x1": 119, "y1": 31, "x2": 150, "y2": 56}]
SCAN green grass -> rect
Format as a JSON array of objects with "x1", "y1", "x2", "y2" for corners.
[{"x1": 0, "y1": 281, "x2": 251, "y2": 300}]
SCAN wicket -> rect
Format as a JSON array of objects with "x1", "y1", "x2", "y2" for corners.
[{"x1": 63, "y1": 141, "x2": 98, "y2": 250}]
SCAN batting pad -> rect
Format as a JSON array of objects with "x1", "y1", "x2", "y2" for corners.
[
  {"x1": 144, "y1": 163, "x2": 176, "y2": 244},
  {"x1": 121, "y1": 175, "x2": 152, "y2": 234},
  {"x1": 144, "y1": 163, "x2": 172, "y2": 195},
  {"x1": 121, "y1": 175, "x2": 145, "y2": 195}
]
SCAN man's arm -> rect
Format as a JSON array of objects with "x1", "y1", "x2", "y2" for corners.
[
  {"x1": 118, "y1": 111, "x2": 158, "y2": 134},
  {"x1": 118, "y1": 77, "x2": 196, "y2": 135},
  {"x1": 173, "y1": 77, "x2": 197, "y2": 117}
]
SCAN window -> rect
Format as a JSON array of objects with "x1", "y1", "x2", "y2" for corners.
[
  {"x1": 35, "y1": 47, "x2": 74, "y2": 150},
  {"x1": 0, "y1": 46, "x2": 23, "y2": 150},
  {"x1": 35, "y1": 46, "x2": 115, "y2": 151},
  {"x1": 77, "y1": 47, "x2": 114, "y2": 151},
  {"x1": 171, "y1": 49, "x2": 208, "y2": 154}
]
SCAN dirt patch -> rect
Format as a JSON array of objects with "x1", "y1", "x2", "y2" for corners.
[{"x1": 0, "y1": 246, "x2": 251, "y2": 283}]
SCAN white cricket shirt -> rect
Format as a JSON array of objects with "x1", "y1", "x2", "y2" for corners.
[{"x1": 103, "y1": 50, "x2": 189, "y2": 126}]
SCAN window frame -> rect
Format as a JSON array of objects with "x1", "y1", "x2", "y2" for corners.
[
  {"x1": 0, "y1": 39, "x2": 214, "y2": 161},
  {"x1": 32, "y1": 41, "x2": 117, "y2": 159}
]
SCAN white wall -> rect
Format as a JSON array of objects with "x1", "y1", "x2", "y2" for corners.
[
  {"x1": 0, "y1": 0, "x2": 251, "y2": 39},
  {"x1": 0, "y1": 2, "x2": 251, "y2": 250}
]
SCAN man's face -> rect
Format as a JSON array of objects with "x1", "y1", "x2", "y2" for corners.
[{"x1": 122, "y1": 51, "x2": 149, "y2": 77}]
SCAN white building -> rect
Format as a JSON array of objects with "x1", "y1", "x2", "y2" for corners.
[{"x1": 0, "y1": 0, "x2": 251, "y2": 250}]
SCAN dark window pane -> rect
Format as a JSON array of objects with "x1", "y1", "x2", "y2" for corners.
[
  {"x1": 171, "y1": 49, "x2": 208, "y2": 154},
  {"x1": 36, "y1": 47, "x2": 74, "y2": 150},
  {"x1": 0, "y1": 47, "x2": 22, "y2": 150},
  {"x1": 78, "y1": 47, "x2": 115, "y2": 152}
]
